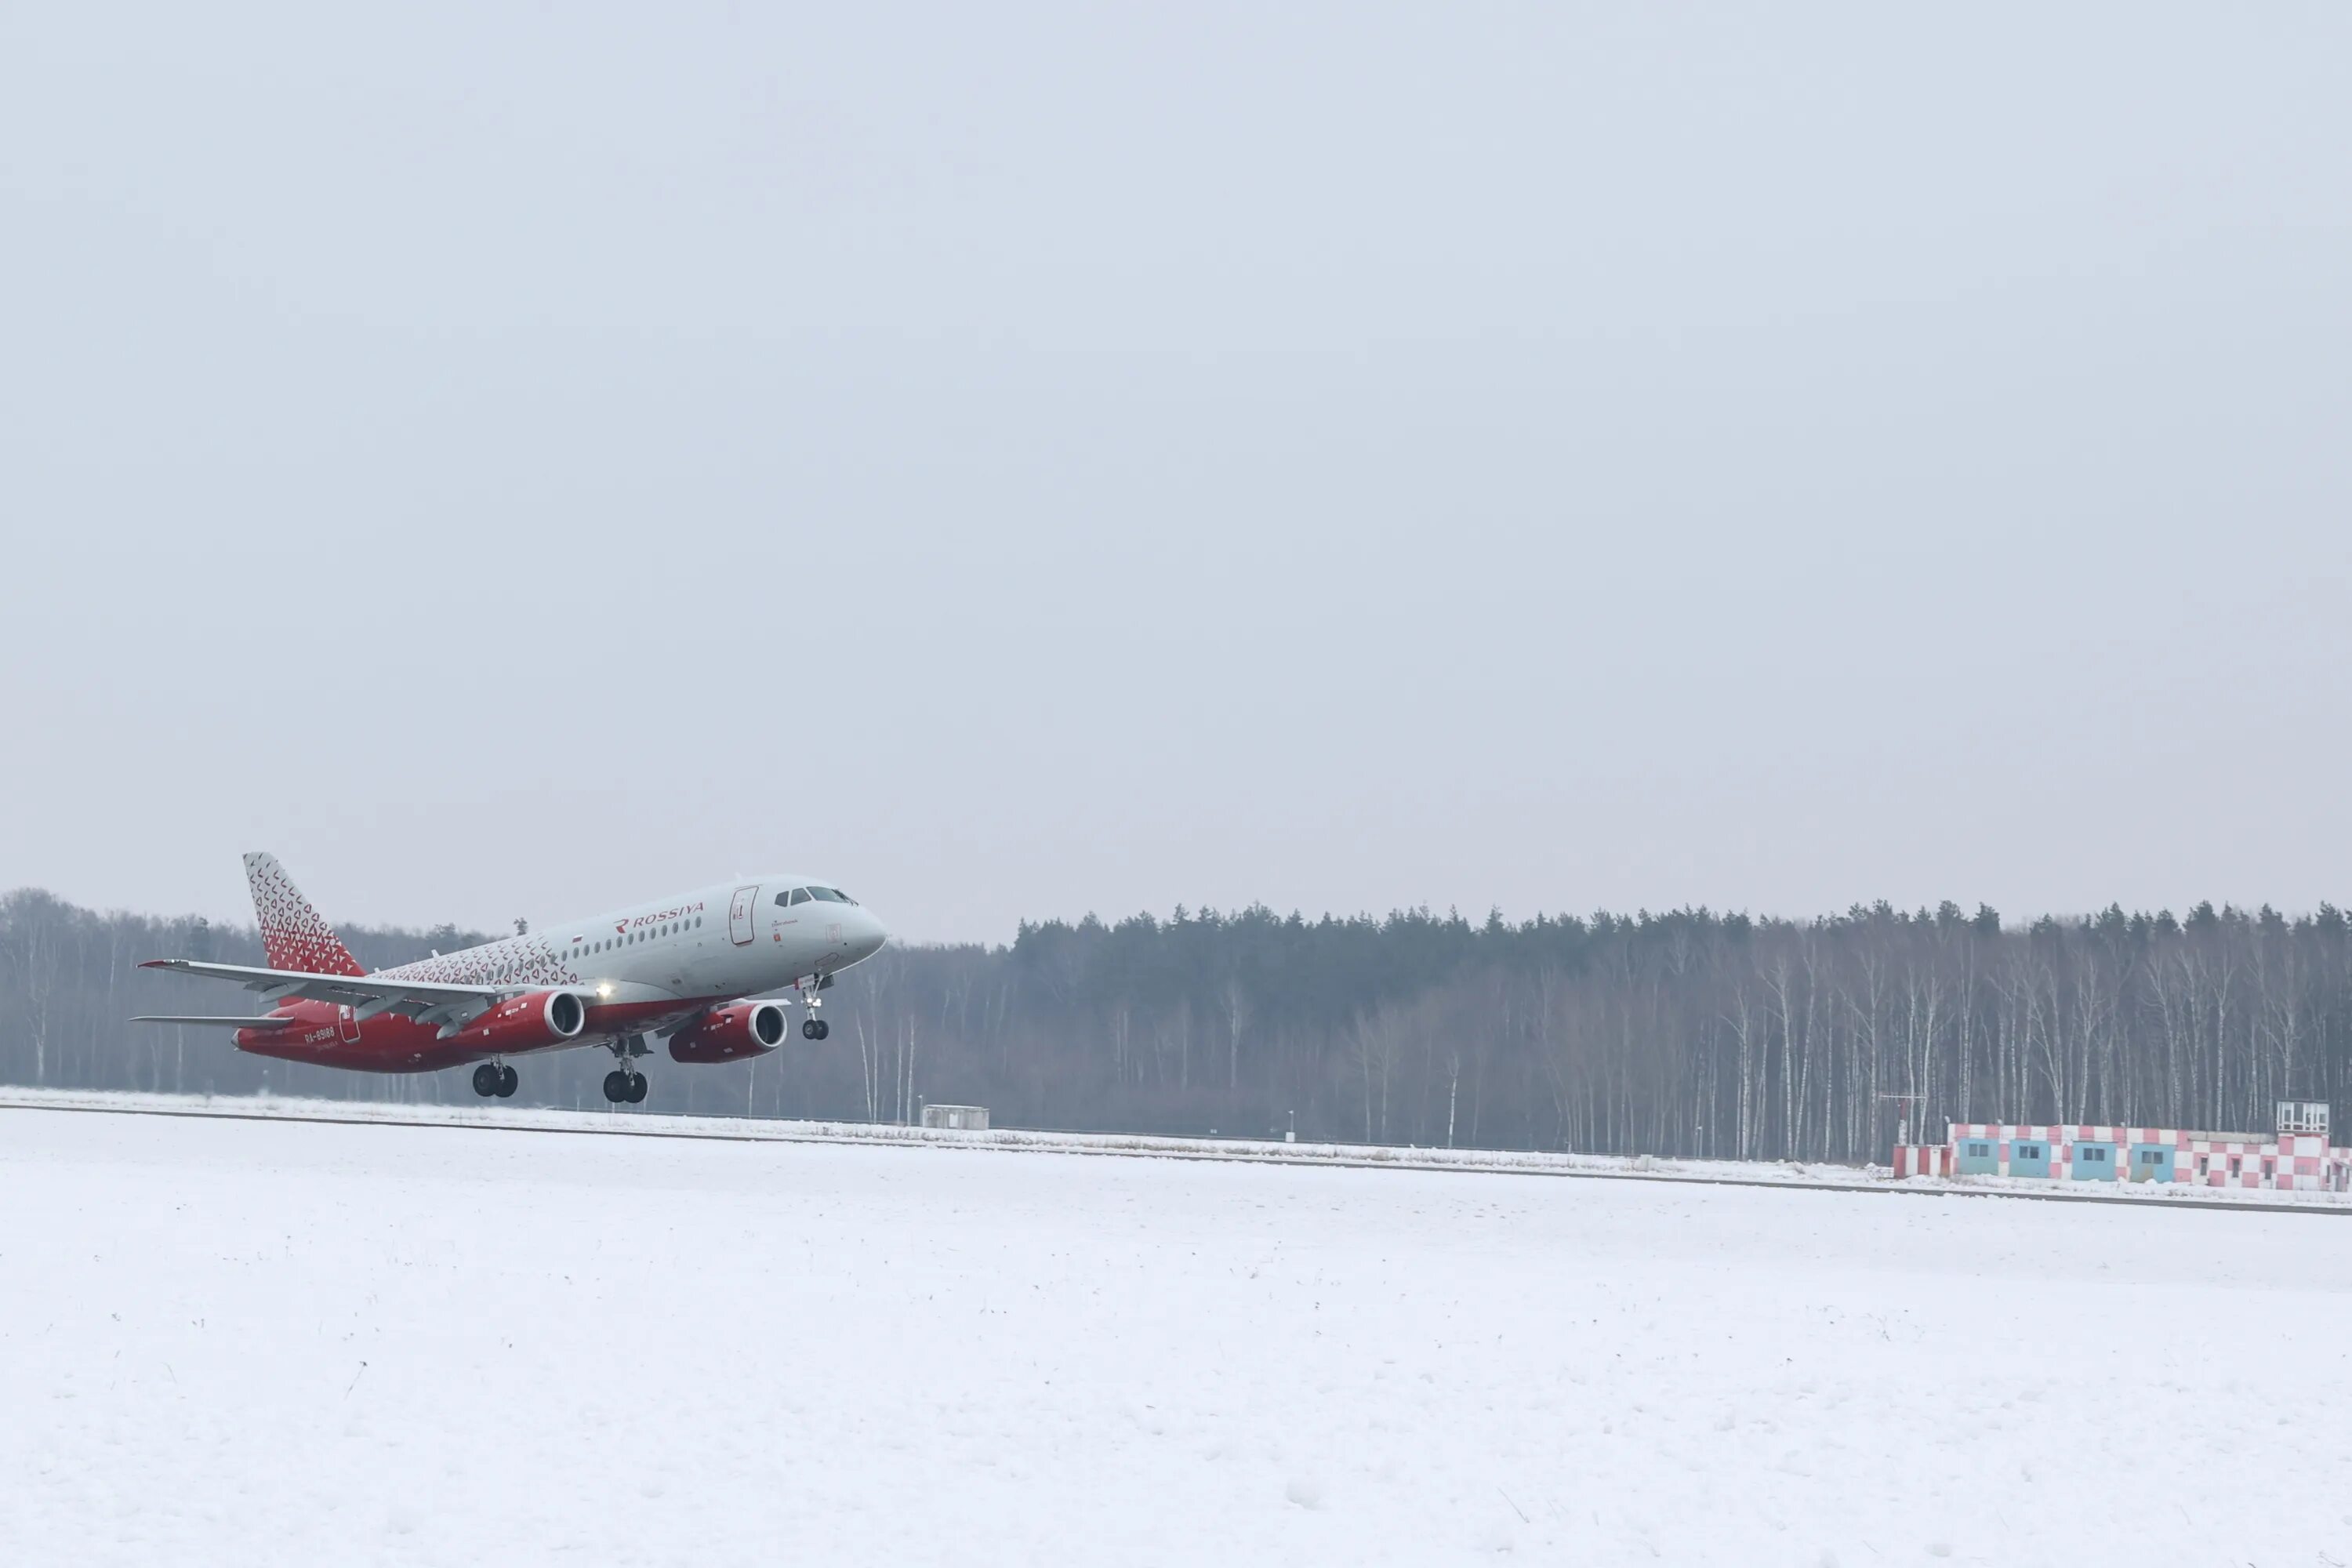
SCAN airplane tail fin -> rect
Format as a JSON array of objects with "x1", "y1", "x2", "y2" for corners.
[{"x1": 243, "y1": 851, "x2": 368, "y2": 976}]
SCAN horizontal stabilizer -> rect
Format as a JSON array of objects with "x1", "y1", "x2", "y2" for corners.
[{"x1": 130, "y1": 1014, "x2": 299, "y2": 1029}]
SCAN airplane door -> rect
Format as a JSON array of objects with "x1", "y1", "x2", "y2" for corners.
[
  {"x1": 728, "y1": 885, "x2": 759, "y2": 946},
  {"x1": 338, "y1": 1004, "x2": 361, "y2": 1044}
]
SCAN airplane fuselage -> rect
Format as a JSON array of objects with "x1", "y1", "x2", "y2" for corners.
[{"x1": 235, "y1": 874, "x2": 885, "y2": 1072}]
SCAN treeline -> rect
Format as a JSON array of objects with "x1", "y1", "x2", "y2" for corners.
[{"x1": 5, "y1": 886, "x2": 2349, "y2": 1160}]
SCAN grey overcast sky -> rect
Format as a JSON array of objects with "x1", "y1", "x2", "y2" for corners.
[{"x1": 4, "y1": 3, "x2": 2349, "y2": 943}]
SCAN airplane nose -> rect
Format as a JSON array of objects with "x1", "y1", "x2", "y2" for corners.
[{"x1": 858, "y1": 909, "x2": 889, "y2": 959}]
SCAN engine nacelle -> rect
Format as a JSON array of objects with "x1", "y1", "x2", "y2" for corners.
[
  {"x1": 668, "y1": 1001, "x2": 789, "y2": 1064},
  {"x1": 452, "y1": 989, "x2": 587, "y2": 1051}
]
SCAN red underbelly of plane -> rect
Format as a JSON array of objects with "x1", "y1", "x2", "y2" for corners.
[{"x1": 234, "y1": 997, "x2": 718, "y2": 1073}]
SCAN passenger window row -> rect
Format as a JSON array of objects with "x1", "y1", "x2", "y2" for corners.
[{"x1": 569, "y1": 916, "x2": 703, "y2": 956}]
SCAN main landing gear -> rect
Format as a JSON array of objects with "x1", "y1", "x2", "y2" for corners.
[
  {"x1": 601, "y1": 1033, "x2": 649, "y2": 1104},
  {"x1": 471, "y1": 1062, "x2": 519, "y2": 1098}
]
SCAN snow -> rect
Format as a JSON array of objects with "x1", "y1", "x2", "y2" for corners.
[
  {"x1": 12, "y1": 1087, "x2": 2350, "y2": 1212},
  {"x1": 4, "y1": 1102, "x2": 2350, "y2": 1565}
]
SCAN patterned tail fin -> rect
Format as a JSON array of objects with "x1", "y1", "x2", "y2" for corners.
[{"x1": 243, "y1": 852, "x2": 367, "y2": 976}]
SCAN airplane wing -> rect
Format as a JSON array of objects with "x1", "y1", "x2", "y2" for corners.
[
  {"x1": 136, "y1": 958, "x2": 524, "y2": 1029},
  {"x1": 129, "y1": 1014, "x2": 303, "y2": 1030}
]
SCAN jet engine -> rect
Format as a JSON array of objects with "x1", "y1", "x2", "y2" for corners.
[
  {"x1": 452, "y1": 989, "x2": 587, "y2": 1051},
  {"x1": 668, "y1": 1001, "x2": 790, "y2": 1063}
]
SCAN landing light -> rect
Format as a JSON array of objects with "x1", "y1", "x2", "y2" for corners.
[{"x1": 597, "y1": 983, "x2": 612, "y2": 997}]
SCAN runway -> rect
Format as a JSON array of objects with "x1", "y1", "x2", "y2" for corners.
[{"x1": 3, "y1": 1087, "x2": 2346, "y2": 1218}]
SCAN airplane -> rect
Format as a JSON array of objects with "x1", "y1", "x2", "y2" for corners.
[{"x1": 132, "y1": 852, "x2": 888, "y2": 1104}]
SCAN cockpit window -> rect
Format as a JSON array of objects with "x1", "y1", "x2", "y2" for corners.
[{"x1": 773, "y1": 885, "x2": 854, "y2": 906}]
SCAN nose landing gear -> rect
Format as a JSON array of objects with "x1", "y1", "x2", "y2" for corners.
[
  {"x1": 471, "y1": 1062, "x2": 519, "y2": 1098},
  {"x1": 799, "y1": 977, "x2": 831, "y2": 1040}
]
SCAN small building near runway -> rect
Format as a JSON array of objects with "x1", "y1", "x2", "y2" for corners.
[
  {"x1": 920, "y1": 1103, "x2": 989, "y2": 1131},
  {"x1": 1932, "y1": 1102, "x2": 2350, "y2": 1192}
]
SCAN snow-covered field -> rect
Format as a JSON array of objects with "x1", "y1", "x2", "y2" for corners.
[{"x1": 4, "y1": 1104, "x2": 2349, "y2": 1566}]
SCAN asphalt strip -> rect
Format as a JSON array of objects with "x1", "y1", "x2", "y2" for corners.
[{"x1": 4, "y1": 1092, "x2": 2345, "y2": 1220}]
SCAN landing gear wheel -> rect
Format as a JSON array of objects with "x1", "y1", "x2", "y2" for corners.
[
  {"x1": 603, "y1": 1069, "x2": 630, "y2": 1104},
  {"x1": 625, "y1": 1072, "x2": 648, "y2": 1104},
  {"x1": 473, "y1": 1063, "x2": 501, "y2": 1098},
  {"x1": 801, "y1": 1018, "x2": 822, "y2": 1040},
  {"x1": 813, "y1": 1018, "x2": 829, "y2": 1040},
  {"x1": 496, "y1": 1065, "x2": 518, "y2": 1098}
]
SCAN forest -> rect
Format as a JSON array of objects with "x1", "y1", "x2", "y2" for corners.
[{"x1": 4, "y1": 885, "x2": 2348, "y2": 1162}]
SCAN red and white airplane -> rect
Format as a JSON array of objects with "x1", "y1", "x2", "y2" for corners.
[{"x1": 133, "y1": 852, "x2": 888, "y2": 1104}]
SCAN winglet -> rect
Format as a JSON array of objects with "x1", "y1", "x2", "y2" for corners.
[{"x1": 242, "y1": 852, "x2": 367, "y2": 977}]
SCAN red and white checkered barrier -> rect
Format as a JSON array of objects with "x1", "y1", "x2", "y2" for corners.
[{"x1": 1891, "y1": 1145, "x2": 1951, "y2": 1178}]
